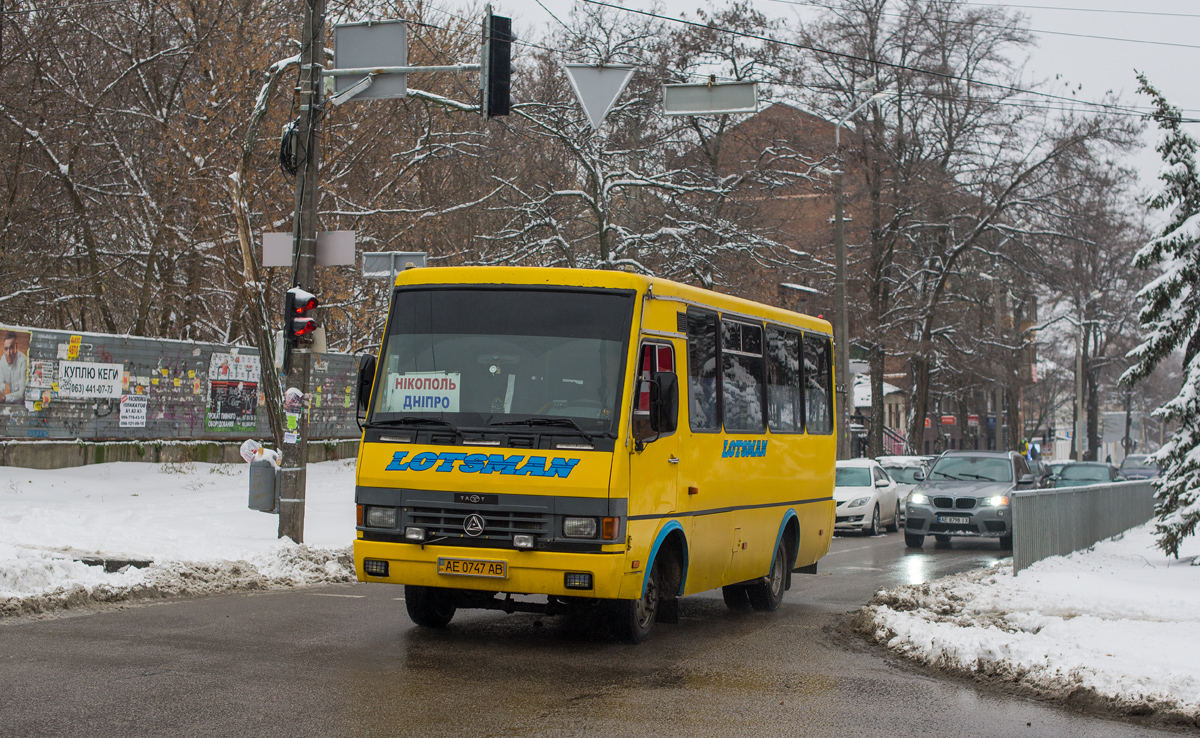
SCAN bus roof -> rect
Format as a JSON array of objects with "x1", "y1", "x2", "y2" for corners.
[{"x1": 392, "y1": 266, "x2": 832, "y2": 335}]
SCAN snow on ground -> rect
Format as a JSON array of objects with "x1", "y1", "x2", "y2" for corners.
[
  {"x1": 0, "y1": 459, "x2": 358, "y2": 618},
  {"x1": 855, "y1": 523, "x2": 1200, "y2": 723}
]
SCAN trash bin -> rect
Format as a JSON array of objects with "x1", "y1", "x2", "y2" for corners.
[{"x1": 249, "y1": 456, "x2": 280, "y2": 513}]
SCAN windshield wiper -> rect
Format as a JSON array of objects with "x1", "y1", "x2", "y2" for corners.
[
  {"x1": 372, "y1": 416, "x2": 460, "y2": 434},
  {"x1": 931, "y1": 473, "x2": 963, "y2": 481},
  {"x1": 490, "y1": 417, "x2": 593, "y2": 442},
  {"x1": 958, "y1": 473, "x2": 996, "y2": 481}
]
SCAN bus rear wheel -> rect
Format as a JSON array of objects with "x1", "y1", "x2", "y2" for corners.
[
  {"x1": 614, "y1": 561, "x2": 660, "y2": 643},
  {"x1": 747, "y1": 541, "x2": 787, "y2": 612},
  {"x1": 722, "y1": 585, "x2": 751, "y2": 611},
  {"x1": 405, "y1": 585, "x2": 456, "y2": 628}
]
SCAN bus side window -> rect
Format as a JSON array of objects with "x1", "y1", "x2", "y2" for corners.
[
  {"x1": 722, "y1": 319, "x2": 765, "y2": 433},
  {"x1": 766, "y1": 327, "x2": 801, "y2": 432},
  {"x1": 686, "y1": 311, "x2": 719, "y2": 431},
  {"x1": 633, "y1": 342, "x2": 674, "y2": 441},
  {"x1": 804, "y1": 334, "x2": 833, "y2": 435}
]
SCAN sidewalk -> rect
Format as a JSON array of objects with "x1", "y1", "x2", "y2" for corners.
[
  {"x1": 0, "y1": 459, "x2": 357, "y2": 618},
  {"x1": 855, "y1": 522, "x2": 1200, "y2": 724}
]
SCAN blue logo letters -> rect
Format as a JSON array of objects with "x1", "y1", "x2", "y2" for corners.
[{"x1": 385, "y1": 450, "x2": 581, "y2": 478}]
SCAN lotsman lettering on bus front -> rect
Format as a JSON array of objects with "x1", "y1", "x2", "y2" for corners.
[{"x1": 386, "y1": 451, "x2": 581, "y2": 478}]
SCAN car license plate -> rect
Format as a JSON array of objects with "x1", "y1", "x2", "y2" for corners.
[
  {"x1": 938, "y1": 516, "x2": 971, "y2": 525},
  {"x1": 437, "y1": 557, "x2": 507, "y2": 578}
]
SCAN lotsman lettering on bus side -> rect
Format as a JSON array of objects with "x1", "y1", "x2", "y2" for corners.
[{"x1": 721, "y1": 440, "x2": 768, "y2": 458}]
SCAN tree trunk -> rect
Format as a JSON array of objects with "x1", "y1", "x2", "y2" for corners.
[
  {"x1": 869, "y1": 342, "x2": 885, "y2": 457},
  {"x1": 907, "y1": 352, "x2": 931, "y2": 455}
]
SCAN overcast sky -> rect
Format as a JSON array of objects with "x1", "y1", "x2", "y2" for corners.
[{"x1": 504, "y1": 0, "x2": 1199, "y2": 201}]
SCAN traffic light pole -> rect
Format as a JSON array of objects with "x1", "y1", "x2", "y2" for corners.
[{"x1": 279, "y1": 0, "x2": 325, "y2": 544}]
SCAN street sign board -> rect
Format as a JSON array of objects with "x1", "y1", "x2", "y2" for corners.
[
  {"x1": 662, "y1": 81, "x2": 758, "y2": 116},
  {"x1": 562, "y1": 64, "x2": 636, "y2": 130},
  {"x1": 333, "y1": 20, "x2": 408, "y2": 101},
  {"x1": 363, "y1": 251, "x2": 427, "y2": 281},
  {"x1": 262, "y1": 231, "x2": 357, "y2": 267}
]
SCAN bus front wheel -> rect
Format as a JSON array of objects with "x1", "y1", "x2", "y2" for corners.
[
  {"x1": 615, "y1": 561, "x2": 661, "y2": 643},
  {"x1": 747, "y1": 540, "x2": 787, "y2": 612},
  {"x1": 405, "y1": 585, "x2": 456, "y2": 628}
]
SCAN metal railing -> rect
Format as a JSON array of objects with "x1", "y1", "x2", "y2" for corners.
[{"x1": 1011, "y1": 480, "x2": 1156, "y2": 574}]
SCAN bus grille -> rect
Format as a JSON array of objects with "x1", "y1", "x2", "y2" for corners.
[{"x1": 406, "y1": 506, "x2": 550, "y2": 540}]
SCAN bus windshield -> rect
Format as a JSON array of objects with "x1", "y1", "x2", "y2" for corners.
[{"x1": 370, "y1": 288, "x2": 634, "y2": 435}]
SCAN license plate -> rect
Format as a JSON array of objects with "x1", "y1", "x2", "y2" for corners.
[
  {"x1": 437, "y1": 557, "x2": 507, "y2": 578},
  {"x1": 938, "y1": 516, "x2": 971, "y2": 525}
]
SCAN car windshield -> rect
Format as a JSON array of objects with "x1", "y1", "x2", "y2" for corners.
[
  {"x1": 883, "y1": 466, "x2": 923, "y2": 484},
  {"x1": 1059, "y1": 464, "x2": 1109, "y2": 482},
  {"x1": 369, "y1": 288, "x2": 634, "y2": 435},
  {"x1": 835, "y1": 467, "x2": 872, "y2": 487},
  {"x1": 929, "y1": 456, "x2": 1012, "y2": 482},
  {"x1": 1120, "y1": 455, "x2": 1158, "y2": 471}
]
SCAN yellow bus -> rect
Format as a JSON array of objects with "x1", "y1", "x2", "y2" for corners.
[{"x1": 352, "y1": 267, "x2": 836, "y2": 642}]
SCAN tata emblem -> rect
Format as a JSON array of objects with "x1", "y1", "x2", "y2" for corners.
[{"x1": 463, "y1": 513, "x2": 486, "y2": 537}]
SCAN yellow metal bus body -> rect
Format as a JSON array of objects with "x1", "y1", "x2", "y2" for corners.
[{"x1": 353, "y1": 267, "x2": 835, "y2": 624}]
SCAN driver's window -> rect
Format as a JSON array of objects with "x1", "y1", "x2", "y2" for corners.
[
  {"x1": 1015, "y1": 456, "x2": 1030, "y2": 478},
  {"x1": 633, "y1": 342, "x2": 674, "y2": 441}
]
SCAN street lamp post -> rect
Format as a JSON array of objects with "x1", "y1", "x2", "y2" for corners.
[{"x1": 832, "y1": 89, "x2": 893, "y2": 459}]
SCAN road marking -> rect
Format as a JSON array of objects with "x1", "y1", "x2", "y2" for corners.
[
  {"x1": 393, "y1": 597, "x2": 406, "y2": 601},
  {"x1": 308, "y1": 593, "x2": 366, "y2": 599},
  {"x1": 825, "y1": 543, "x2": 886, "y2": 556}
]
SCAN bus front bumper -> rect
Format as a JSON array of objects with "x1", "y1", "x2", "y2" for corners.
[{"x1": 354, "y1": 539, "x2": 637, "y2": 600}]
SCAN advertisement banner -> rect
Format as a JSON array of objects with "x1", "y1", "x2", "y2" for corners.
[
  {"x1": 58, "y1": 361, "x2": 123, "y2": 398},
  {"x1": 119, "y1": 395, "x2": 148, "y2": 428}
]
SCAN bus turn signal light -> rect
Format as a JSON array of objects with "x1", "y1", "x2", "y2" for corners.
[{"x1": 602, "y1": 517, "x2": 618, "y2": 540}]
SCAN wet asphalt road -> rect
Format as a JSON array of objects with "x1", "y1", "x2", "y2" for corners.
[{"x1": 1, "y1": 533, "x2": 1187, "y2": 738}]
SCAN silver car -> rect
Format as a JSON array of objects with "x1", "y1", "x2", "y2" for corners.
[{"x1": 903, "y1": 451, "x2": 1037, "y2": 550}]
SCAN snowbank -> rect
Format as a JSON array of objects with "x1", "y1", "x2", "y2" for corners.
[
  {"x1": 855, "y1": 523, "x2": 1200, "y2": 724},
  {"x1": 0, "y1": 459, "x2": 358, "y2": 617}
]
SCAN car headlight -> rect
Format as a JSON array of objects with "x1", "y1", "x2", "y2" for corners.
[
  {"x1": 847, "y1": 497, "x2": 870, "y2": 508},
  {"x1": 983, "y1": 495, "x2": 1010, "y2": 507},
  {"x1": 908, "y1": 493, "x2": 929, "y2": 504}
]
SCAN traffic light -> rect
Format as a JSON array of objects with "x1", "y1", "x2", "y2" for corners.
[
  {"x1": 283, "y1": 286, "x2": 318, "y2": 371},
  {"x1": 480, "y1": 6, "x2": 511, "y2": 119}
]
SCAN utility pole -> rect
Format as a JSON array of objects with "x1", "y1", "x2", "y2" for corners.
[
  {"x1": 832, "y1": 165, "x2": 850, "y2": 460},
  {"x1": 278, "y1": 0, "x2": 326, "y2": 544}
]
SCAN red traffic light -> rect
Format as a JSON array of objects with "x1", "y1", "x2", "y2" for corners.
[
  {"x1": 291, "y1": 317, "x2": 317, "y2": 337},
  {"x1": 288, "y1": 286, "x2": 318, "y2": 314}
]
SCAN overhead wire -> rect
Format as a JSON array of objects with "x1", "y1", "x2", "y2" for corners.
[{"x1": 767, "y1": 0, "x2": 1200, "y2": 52}]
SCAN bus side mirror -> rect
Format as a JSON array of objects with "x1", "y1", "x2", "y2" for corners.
[
  {"x1": 649, "y1": 371, "x2": 678, "y2": 434},
  {"x1": 356, "y1": 354, "x2": 377, "y2": 426}
]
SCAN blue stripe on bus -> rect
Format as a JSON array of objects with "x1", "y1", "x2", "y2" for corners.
[
  {"x1": 627, "y1": 496, "x2": 832, "y2": 521},
  {"x1": 643, "y1": 520, "x2": 689, "y2": 598},
  {"x1": 771, "y1": 509, "x2": 800, "y2": 573}
]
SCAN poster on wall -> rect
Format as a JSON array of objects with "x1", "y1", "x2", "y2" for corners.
[
  {"x1": 205, "y1": 353, "x2": 261, "y2": 431},
  {"x1": 0, "y1": 328, "x2": 31, "y2": 405},
  {"x1": 119, "y1": 395, "x2": 148, "y2": 428},
  {"x1": 57, "y1": 360, "x2": 124, "y2": 398}
]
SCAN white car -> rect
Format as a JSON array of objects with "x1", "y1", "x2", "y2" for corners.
[
  {"x1": 835, "y1": 459, "x2": 901, "y2": 535},
  {"x1": 877, "y1": 455, "x2": 933, "y2": 520}
]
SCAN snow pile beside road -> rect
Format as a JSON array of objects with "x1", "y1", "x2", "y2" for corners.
[
  {"x1": 0, "y1": 459, "x2": 357, "y2": 617},
  {"x1": 855, "y1": 523, "x2": 1200, "y2": 724}
]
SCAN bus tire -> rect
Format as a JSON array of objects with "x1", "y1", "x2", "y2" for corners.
[
  {"x1": 615, "y1": 560, "x2": 660, "y2": 643},
  {"x1": 405, "y1": 585, "x2": 456, "y2": 628},
  {"x1": 722, "y1": 585, "x2": 751, "y2": 611},
  {"x1": 747, "y1": 540, "x2": 787, "y2": 612}
]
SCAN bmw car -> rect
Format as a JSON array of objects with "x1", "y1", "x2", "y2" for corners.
[{"x1": 903, "y1": 451, "x2": 1038, "y2": 550}]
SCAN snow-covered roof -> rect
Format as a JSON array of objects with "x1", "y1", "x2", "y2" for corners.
[{"x1": 853, "y1": 374, "x2": 902, "y2": 408}]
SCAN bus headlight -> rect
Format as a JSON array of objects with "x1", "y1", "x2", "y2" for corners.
[
  {"x1": 513, "y1": 534, "x2": 536, "y2": 549},
  {"x1": 365, "y1": 506, "x2": 396, "y2": 528},
  {"x1": 563, "y1": 517, "x2": 598, "y2": 538}
]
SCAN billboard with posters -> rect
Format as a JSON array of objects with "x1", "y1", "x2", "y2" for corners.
[{"x1": 205, "y1": 353, "x2": 261, "y2": 431}]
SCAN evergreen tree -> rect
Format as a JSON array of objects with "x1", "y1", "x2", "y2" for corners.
[{"x1": 1123, "y1": 75, "x2": 1200, "y2": 557}]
